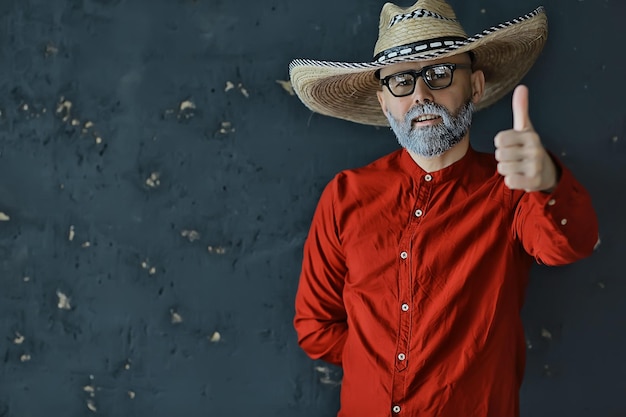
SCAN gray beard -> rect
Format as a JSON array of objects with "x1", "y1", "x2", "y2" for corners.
[{"x1": 386, "y1": 99, "x2": 474, "y2": 158}]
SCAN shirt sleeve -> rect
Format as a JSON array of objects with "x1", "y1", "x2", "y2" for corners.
[
  {"x1": 512, "y1": 156, "x2": 599, "y2": 266},
  {"x1": 294, "y1": 177, "x2": 348, "y2": 366}
]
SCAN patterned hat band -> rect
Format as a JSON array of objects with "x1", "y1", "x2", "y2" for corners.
[{"x1": 373, "y1": 36, "x2": 467, "y2": 63}]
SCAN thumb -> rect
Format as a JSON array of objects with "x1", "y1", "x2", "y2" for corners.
[{"x1": 512, "y1": 84, "x2": 533, "y2": 131}]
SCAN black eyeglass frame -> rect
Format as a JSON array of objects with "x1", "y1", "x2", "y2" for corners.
[{"x1": 379, "y1": 63, "x2": 472, "y2": 97}]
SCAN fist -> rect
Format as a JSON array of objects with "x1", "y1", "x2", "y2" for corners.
[{"x1": 494, "y1": 85, "x2": 558, "y2": 192}]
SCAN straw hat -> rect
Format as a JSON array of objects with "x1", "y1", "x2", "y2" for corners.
[{"x1": 289, "y1": 0, "x2": 548, "y2": 126}]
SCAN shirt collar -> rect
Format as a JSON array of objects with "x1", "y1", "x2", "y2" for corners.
[{"x1": 398, "y1": 146, "x2": 480, "y2": 183}]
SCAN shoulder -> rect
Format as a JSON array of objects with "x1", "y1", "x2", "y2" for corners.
[
  {"x1": 315, "y1": 149, "x2": 406, "y2": 209},
  {"x1": 334, "y1": 149, "x2": 405, "y2": 186}
]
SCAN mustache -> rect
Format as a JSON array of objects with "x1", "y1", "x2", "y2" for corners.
[
  {"x1": 405, "y1": 103, "x2": 450, "y2": 122},
  {"x1": 404, "y1": 98, "x2": 472, "y2": 123}
]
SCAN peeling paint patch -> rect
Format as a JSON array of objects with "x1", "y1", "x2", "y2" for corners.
[
  {"x1": 181, "y1": 229, "x2": 201, "y2": 242},
  {"x1": 207, "y1": 245, "x2": 226, "y2": 255},
  {"x1": 56, "y1": 97, "x2": 73, "y2": 123},
  {"x1": 224, "y1": 81, "x2": 249, "y2": 97},
  {"x1": 44, "y1": 42, "x2": 59, "y2": 57},
  {"x1": 315, "y1": 365, "x2": 342, "y2": 386},
  {"x1": 276, "y1": 80, "x2": 295, "y2": 96},
  {"x1": 141, "y1": 259, "x2": 157, "y2": 275},
  {"x1": 145, "y1": 172, "x2": 161, "y2": 188},
  {"x1": 218, "y1": 121, "x2": 235, "y2": 135},
  {"x1": 238, "y1": 83, "x2": 249, "y2": 98},
  {"x1": 170, "y1": 309, "x2": 183, "y2": 324},
  {"x1": 178, "y1": 99, "x2": 196, "y2": 120},
  {"x1": 56, "y1": 290, "x2": 71, "y2": 310},
  {"x1": 86, "y1": 399, "x2": 97, "y2": 412}
]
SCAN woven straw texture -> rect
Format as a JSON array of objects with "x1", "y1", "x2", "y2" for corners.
[{"x1": 289, "y1": 0, "x2": 548, "y2": 126}]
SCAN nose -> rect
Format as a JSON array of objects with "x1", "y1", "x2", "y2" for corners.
[{"x1": 411, "y1": 77, "x2": 434, "y2": 105}]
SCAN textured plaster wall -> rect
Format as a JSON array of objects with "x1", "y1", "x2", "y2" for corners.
[{"x1": 0, "y1": 0, "x2": 623, "y2": 416}]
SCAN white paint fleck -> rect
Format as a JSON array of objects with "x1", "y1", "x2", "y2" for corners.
[
  {"x1": 238, "y1": 83, "x2": 249, "y2": 98},
  {"x1": 170, "y1": 309, "x2": 183, "y2": 324},
  {"x1": 179, "y1": 99, "x2": 196, "y2": 112},
  {"x1": 276, "y1": 80, "x2": 295, "y2": 96},
  {"x1": 56, "y1": 290, "x2": 71, "y2": 310},
  {"x1": 181, "y1": 229, "x2": 201, "y2": 242},
  {"x1": 86, "y1": 399, "x2": 97, "y2": 412},
  {"x1": 145, "y1": 172, "x2": 161, "y2": 188},
  {"x1": 207, "y1": 245, "x2": 226, "y2": 255}
]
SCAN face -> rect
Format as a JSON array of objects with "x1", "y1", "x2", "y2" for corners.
[{"x1": 376, "y1": 54, "x2": 485, "y2": 158}]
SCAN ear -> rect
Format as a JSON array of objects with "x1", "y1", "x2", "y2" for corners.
[
  {"x1": 470, "y1": 69, "x2": 485, "y2": 104},
  {"x1": 376, "y1": 89, "x2": 388, "y2": 114}
]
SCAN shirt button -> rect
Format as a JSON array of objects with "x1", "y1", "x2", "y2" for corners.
[
  {"x1": 414, "y1": 209, "x2": 423, "y2": 217},
  {"x1": 392, "y1": 405, "x2": 401, "y2": 414},
  {"x1": 548, "y1": 199, "x2": 556, "y2": 206},
  {"x1": 424, "y1": 174, "x2": 432, "y2": 182},
  {"x1": 398, "y1": 353, "x2": 406, "y2": 361},
  {"x1": 401, "y1": 303, "x2": 409, "y2": 312},
  {"x1": 561, "y1": 218, "x2": 568, "y2": 225},
  {"x1": 400, "y1": 251, "x2": 408, "y2": 259}
]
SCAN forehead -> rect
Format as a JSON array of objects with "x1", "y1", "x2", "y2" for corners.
[{"x1": 379, "y1": 54, "x2": 472, "y2": 78}]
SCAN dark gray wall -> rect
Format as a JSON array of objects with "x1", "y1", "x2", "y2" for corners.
[{"x1": 0, "y1": 0, "x2": 623, "y2": 416}]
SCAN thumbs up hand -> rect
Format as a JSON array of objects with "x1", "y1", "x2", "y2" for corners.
[{"x1": 494, "y1": 85, "x2": 558, "y2": 192}]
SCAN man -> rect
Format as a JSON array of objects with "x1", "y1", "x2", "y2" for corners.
[{"x1": 289, "y1": 1, "x2": 599, "y2": 416}]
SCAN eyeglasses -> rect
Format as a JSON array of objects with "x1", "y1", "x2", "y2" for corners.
[{"x1": 379, "y1": 63, "x2": 472, "y2": 97}]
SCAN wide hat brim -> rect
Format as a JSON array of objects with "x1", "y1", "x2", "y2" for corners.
[{"x1": 289, "y1": 6, "x2": 548, "y2": 127}]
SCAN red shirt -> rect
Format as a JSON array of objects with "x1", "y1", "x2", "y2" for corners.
[{"x1": 294, "y1": 147, "x2": 598, "y2": 417}]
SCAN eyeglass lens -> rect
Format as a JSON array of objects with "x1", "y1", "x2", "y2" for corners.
[{"x1": 387, "y1": 65, "x2": 454, "y2": 96}]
